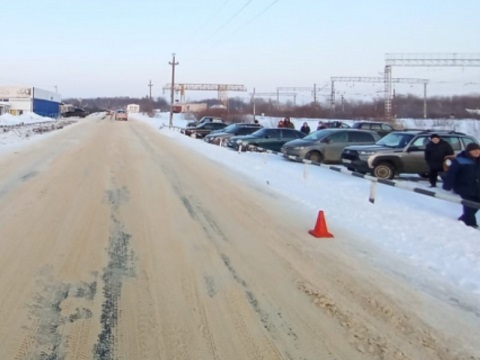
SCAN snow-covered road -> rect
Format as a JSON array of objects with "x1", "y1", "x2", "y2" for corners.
[{"x1": 0, "y1": 113, "x2": 479, "y2": 359}]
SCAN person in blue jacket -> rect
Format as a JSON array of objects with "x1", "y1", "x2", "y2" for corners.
[{"x1": 443, "y1": 142, "x2": 480, "y2": 228}]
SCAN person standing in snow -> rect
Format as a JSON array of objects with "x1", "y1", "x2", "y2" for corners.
[
  {"x1": 317, "y1": 121, "x2": 326, "y2": 130},
  {"x1": 443, "y1": 142, "x2": 480, "y2": 228},
  {"x1": 300, "y1": 122, "x2": 310, "y2": 135},
  {"x1": 424, "y1": 133, "x2": 454, "y2": 188},
  {"x1": 277, "y1": 119, "x2": 284, "y2": 128},
  {"x1": 283, "y1": 117, "x2": 295, "y2": 129}
]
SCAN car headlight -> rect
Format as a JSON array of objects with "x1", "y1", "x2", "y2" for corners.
[
  {"x1": 293, "y1": 146, "x2": 305, "y2": 150},
  {"x1": 359, "y1": 150, "x2": 377, "y2": 155}
]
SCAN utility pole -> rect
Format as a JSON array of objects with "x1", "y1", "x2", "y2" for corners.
[
  {"x1": 169, "y1": 53, "x2": 179, "y2": 129},
  {"x1": 148, "y1": 80, "x2": 153, "y2": 99},
  {"x1": 252, "y1": 87, "x2": 256, "y2": 122}
]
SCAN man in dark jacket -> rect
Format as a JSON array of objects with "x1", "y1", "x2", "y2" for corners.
[
  {"x1": 443, "y1": 142, "x2": 480, "y2": 228},
  {"x1": 424, "y1": 134, "x2": 454, "y2": 187}
]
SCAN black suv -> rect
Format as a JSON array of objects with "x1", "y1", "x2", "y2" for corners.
[
  {"x1": 63, "y1": 108, "x2": 88, "y2": 118},
  {"x1": 203, "y1": 123, "x2": 262, "y2": 145},
  {"x1": 340, "y1": 130, "x2": 479, "y2": 179},
  {"x1": 181, "y1": 122, "x2": 228, "y2": 139},
  {"x1": 351, "y1": 121, "x2": 395, "y2": 138}
]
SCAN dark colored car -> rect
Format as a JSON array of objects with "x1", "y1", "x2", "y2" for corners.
[
  {"x1": 182, "y1": 122, "x2": 228, "y2": 138},
  {"x1": 187, "y1": 116, "x2": 224, "y2": 128},
  {"x1": 204, "y1": 123, "x2": 262, "y2": 145},
  {"x1": 340, "y1": 130, "x2": 479, "y2": 179},
  {"x1": 351, "y1": 121, "x2": 395, "y2": 138},
  {"x1": 281, "y1": 129, "x2": 380, "y2": 163},
  {"x1": 227, "y1": 128, "x2": 306, "y2": 152},
  {"x1": 63, "y1": 108, "x2": 88, "y2": 118}
]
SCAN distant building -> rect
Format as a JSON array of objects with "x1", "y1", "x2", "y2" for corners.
[
  {"x1": 172, "y1": 103, "x2": 208, "y2": 113},
  {"x1": 0, "y1": 86, "x2": 61, "y2": 118},
  {"x1": 126, "y1": 104, "x2": 140, "y2": 113}
]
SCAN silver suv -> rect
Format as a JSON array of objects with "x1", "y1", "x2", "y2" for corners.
[
  {"x1": 281, "y1": 129, "x2": 380, "y2": 163},
  {"x1": 340, "y1": 130, "x2": 479, "y2": 179}
]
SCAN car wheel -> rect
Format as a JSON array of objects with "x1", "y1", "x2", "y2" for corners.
[
  {"x1": 373, "y1": 162, "x2": 395, "y2": 179},
  {"x1": 307, "y1": 151, "x2": 324, "y2": 163}
]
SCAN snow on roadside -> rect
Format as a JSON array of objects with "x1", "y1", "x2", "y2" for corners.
[{"x1": 135, "y1": 112, "x2": 480, "y2": 301}]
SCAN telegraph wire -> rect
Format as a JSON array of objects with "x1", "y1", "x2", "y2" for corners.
[
  {"x1": 229, "y1": 0, "x2": 280, "y2": 36},
  {"x1": 210, "y1": 0, "x2": 255, "y2": 37},
  {"x1": 208, "y1": 0, "x2": 280, "y2": 49},
  {"x1": 190, "y1": 0, "x2": 232, "y2": 40}
]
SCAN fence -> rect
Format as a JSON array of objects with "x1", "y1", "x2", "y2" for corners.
[{"x1": 236, "y1": 144, "x2": 480, "y2": 210}]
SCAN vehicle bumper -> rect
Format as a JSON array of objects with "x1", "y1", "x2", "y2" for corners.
[
  {"x1": 281, "y1": 148, "x2": 307, "y2": 160},
  {"x1": 341, "y1": 158, "x2": 371, "y2": 173}
]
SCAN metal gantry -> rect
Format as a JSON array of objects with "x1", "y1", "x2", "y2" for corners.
[
  {"x1": 251, "y1": 92, "x2": 298, "y2": 105},
  {"x1": 330, "y1": 76, "x2": 429, "y2": 118},
  {"x1": 384, "y1": 53, "x2": 480, "y2": 120},
  {"x1": 277, "y1": 83, "x2": 330, "y2": 103},
  {"x1": 162, "y1": 83, "x2": 247, "y2": 104}
]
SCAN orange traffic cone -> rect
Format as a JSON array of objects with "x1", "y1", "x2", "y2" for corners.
[{"x1": 308, "y1": 210, "x2": 334, "y2": 238}]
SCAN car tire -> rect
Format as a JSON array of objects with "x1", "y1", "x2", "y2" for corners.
[
  {"x1": 373, "y1": 162, "x2": 395, "y2": 179},
  {"x1": 306, "y1": 151, "x2": 324, "y2": 163}
]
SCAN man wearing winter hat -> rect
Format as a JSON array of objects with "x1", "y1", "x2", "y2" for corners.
[
  {"x1": 443, "y1": 142, "x2": 480, "y2": 228},
  {"x1": 424, "y1": 133, "x2": 454, "y2": 188}
]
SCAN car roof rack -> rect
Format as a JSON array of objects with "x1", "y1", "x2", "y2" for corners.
[
  {"x1": 416, "y1": 129, "x2": 466, "y2": 135},
  {"x1": 400, "y1": 128, "x2": 466, "y2": 135}
]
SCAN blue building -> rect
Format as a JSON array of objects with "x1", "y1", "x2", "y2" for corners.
[{"x1": 0, "y1": 86, "x2": 62, "y2": 118}]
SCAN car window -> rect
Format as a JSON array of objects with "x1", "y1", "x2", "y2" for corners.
[
  {"x1": 238, "y1": 128, "x2": 254, "y2": 135},
  {"x1": 370, "y1": 124, "x2": 382, "y2": 131},
  {"x1": 204, "y1": 123, "x2": 215, "y2": 129},
  {"x1": 326, "y1": 131, "x2": 348, "y2": 143},
  {"x1": 213, "y1": 123, "x2": 225, "y2": 129},
  {"x1": 381, "y1": 124, "x2": 393, "y2": 131},
  {"x1": 265, "y1": 129, "x2": 282, "y2": 138},
  {"x1": 349, "y1": 131, "x2": 375, "y2": 142},
  {"x1": 377, "y1": 133, "x2": 414, "y2": 148},
  {"x1": 443, "y1": 136, "x2": 462, "y2": 151},
  {"x1": 281, "y1": 130, "x2": 301, "y2": 139},
  {"x1": 461, "y1": 137, "x2": 476, "y2": 148},
  {"x1": 410, "y1": 136, "x2": 429, "y2": 150},
  {"x1": 304, "y1": 129, "x2": 334, "y2": 140}
]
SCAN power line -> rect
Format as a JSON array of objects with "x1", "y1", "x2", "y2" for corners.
[
  {"x1": 190, "y1": 0, "x2": 232, "y2": 39},
  {"x1": 230, "y1": 0, "x2": 280, "y2": 36},
  {"x1": 210, "y1": 0, "x2": 255, "y2": 37}
]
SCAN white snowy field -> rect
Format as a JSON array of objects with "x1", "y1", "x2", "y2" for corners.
[{"x1": 2, "y1": 111, "x2": 480, "y2": 306}]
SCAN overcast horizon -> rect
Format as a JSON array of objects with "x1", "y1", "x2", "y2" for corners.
[{"x1": 2, "y1": 1, "x2": 479, "y2": 101}]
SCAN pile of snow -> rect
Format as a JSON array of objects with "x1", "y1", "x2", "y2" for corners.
[{"x1": 0, "y1": 112, "x2": 56, "y2": 126}]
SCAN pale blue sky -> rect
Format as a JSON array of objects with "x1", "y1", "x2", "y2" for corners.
[{"x1": 1, "y1": 0, "x2": 479, "y2": 102}]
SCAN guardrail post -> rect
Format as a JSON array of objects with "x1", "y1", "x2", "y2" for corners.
[{"x1": 369, "y1": 181, "x2": 377, "y2": 204}]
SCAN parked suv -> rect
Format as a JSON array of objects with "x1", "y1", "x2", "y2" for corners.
[
  {"x1": 351, "y1": 121, "x2": 395, "y2": 138},
  {"x1": 63, "y1": 108, "x2": 88, "y2": 118},
  {"x1": 182, "y1": 122, "x2": 228, "y2": 138},
  {"x1": 186, "y1": 116, "x2": 224, "y2": 128},
  {"x1": 340, "y1": 130, "x2": 479, "y2": 179},
  {"x1": 204, "y1": 122, "x2": 262, "y2": 145},
  {"x1": 281, "y1": 129, "x2": 380, "y2": 163},
  {"x1": 227, "y1": 128, "x2": 305, "y2": 152}
]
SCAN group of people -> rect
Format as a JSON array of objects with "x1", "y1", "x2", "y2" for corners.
[
  {"x1": 276, "y1": 118, "x2": 343, "y2": 135},
  {"x1": 425, "y1": 133, "x2": 480, "y2": 228},
  {"x1": 277, "y1": 117, "x2": 295, "y2": 129}
]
